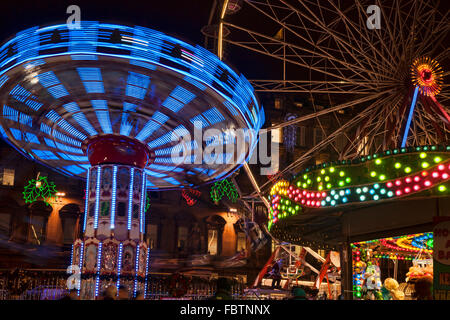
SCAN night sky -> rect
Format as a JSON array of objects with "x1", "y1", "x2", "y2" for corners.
[
  {"x1": 0, "y1": 1, "x2": 213, "y2": 45},
  {"x1": 0, "y1": 0, "x2": 282, "y2": 81}
]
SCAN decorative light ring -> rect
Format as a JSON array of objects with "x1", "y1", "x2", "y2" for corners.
[{"x1": 411, "y1": 56, "x2": 443, "y2": 96}]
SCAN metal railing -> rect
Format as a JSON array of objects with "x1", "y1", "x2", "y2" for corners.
[{"x1": 0, "y1": 269, "x2": 246, "y2": 300}]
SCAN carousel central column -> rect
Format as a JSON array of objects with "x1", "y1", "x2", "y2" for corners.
[{"x1": 72, "y1": 135, "x2": 152, "y2": 300}]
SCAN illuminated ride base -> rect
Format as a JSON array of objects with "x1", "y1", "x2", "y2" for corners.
[
  {"x1": 268, "y1": 146, "x2": 450, "y2": 242},
  {"x1": 0, "y1": 22, "x2": 264, "y2": 299}
]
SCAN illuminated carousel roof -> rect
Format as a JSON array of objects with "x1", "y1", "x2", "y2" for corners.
[{"x1": 0, "y1": 22, "x2": 264, "y2": 189}]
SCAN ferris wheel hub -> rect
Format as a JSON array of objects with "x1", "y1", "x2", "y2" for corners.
[{"x1": 410, "y1": 57, "x2": 444, "y2": 97}]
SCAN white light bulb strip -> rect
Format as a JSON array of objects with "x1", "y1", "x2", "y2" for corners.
[
  {"x1": 83, "y1": 167, "x2": 90, "y2": 232},
  {"x1": 70, "y1": 243, "x2": 74, "y2": 266},
  {"x1": 77, "y1": 242, "x2": 84, "y2": 296},
  {"x1": 139, "y1": 172, "x2": 146, "y2": 234},
  {"x1": 127, "y1": 167, "x2": 135, "y2": 230},
  {"x1": 95, "y1": 242, "x2": 102, "y2": 297},
  {"x1": 144, "y1": 249, "x2": 150, "y2": 299},
  {"x1": 116, "y1": 243, "x2": 123, "y2": 291},
  {"x1": 110, "y1": 165, "x2": 118, "y2": 229},
  {"x1": 134, "y1": 245, "x2": 140, "y2": 297},
  {"x1": 93, "y1": 166, "x2": 102, "y2": 229}
]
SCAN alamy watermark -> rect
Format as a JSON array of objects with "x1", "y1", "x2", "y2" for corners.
[
  {"x1": 366, "y1": 5, "x2": 381, "y2": 29},
  {"x1": 66, "y1": 5, "x2": 81, "y2": 29},
  {"x1": 66, "y1": 265, "x2": 81, "y2": 290},
  {"x1": 167, "y1": 123, "x2": 279, "y2": 176}
]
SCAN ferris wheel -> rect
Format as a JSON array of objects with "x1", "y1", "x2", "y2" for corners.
[{"x1": 208, "y1": 0, "x2": 449, "y2": 192}]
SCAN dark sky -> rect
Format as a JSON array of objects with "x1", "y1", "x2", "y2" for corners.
[{"x1": 0, "y1": 0, "x2": 281, "y2": 81}]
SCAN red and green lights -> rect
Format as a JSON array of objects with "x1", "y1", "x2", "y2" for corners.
[{"x1": 268, "y1": 146, "x2": 450, "y2": 229}]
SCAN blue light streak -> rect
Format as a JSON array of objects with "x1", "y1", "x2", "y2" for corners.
[
  {"x1": 3, "y1": 105, "x2": 18, "y2": 121},
  {"x1": 401, "y1": 86, "x2": 419, "y2": 148},
  {"x1": 0, "y1": 22, "x2": 265, "y2": 187},
  {"x1": 135, "y1": 111, "x2": 169, "y2": 141},
  {"x1": 139, "y1": 172, "x2": 146, "y2": 234},
  {"x1": 203, "y1": 107, "x2": 225, "y2": 125},
  {"x1": 91, "y1": 100, "x2": 112, "y2": 134}
]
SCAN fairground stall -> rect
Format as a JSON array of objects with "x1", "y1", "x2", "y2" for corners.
[
  {"x1": 351, "y1": 232, "x2": 433, "y2": 300},
  {"x1": 268, "y1": 146, "x2": 450, "y2": 299}
]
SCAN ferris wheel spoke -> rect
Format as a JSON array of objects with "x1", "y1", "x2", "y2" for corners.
[
  {"x1": 223, "y1": 30, "x2": 381, "y2": 84},
  {"x1": 238, "y1": 1, "x2": 395, "y2": 81},
  {"x1": 342, "y1": 93, "x2": 403, "y2": 158},
  {"x1": 417, "y1": 20, "x2": 449, "y2": 58},
  {"x1": 248, "y1": 79, "x2": 394, "y2": 94},
  {"x1": 218, "y1": 0, "x2": 448, "y2": 178},
  {"x1": 326, "y1": 0, "x2": 397, "y2": 78},
  {"x1": 413, "y1": 110, "x2": 438, "y2": 145},
  {"x1": 280, "y1": 107, "x2": 378, "y2": 175},
  {"x1": 262, "y1": 91, "x2": 389, "y2": 132},
  {"x1": 294, "y1": 0, "x2": 398, "y2": 72}
]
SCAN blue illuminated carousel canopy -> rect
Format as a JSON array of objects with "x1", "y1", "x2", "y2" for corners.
[{"x1": 0, "y1": 22, "x2": 264, "y2": 189}]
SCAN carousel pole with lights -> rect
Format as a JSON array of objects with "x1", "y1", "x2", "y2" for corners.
[{"x1": 73, "y1": 135, "x2": 152, "y2": 299}]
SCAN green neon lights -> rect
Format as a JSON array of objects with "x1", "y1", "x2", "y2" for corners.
[
  {"x1": 210, "y1": 179, "x2": 239, "y2": 203},
  {"x1": 23, "y1": 176, "x2": 57, "y2": 205}
]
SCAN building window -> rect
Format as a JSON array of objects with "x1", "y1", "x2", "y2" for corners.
[
  {"x1": 207, "y1": 229, "x2": 218, "y2": 255},
  {"x1": 336, "y1": 134, "x2": 346, "y2": 152},
  {"x1": 318, "y1": 249, "x2": 326, "y2": 258},
  {"x1": 147, "y1": 224, "x2": 158, "y2": 250},
  {"x1": 29, "y1": 215, "x2": 47, "y2": 245},
  {"x1": 1, "y1": 168, "x2": 15, "y2": 186},
  {"x1": 236, "y1": 232, "x2": 247, "y2": 252},
  {"x1": 28, "y1": 201, "x2": 51, "y2": 245},
  {"x1": 297, "y1": 126, "x2": 306, "y2": 147},
  {"x1": 274, "y1": 98, "x2": 282, "y2": 109},
  {"x1": 357, "y1": 136, "x2": 369, "y2": 156},
  {"x1": 62, "y1": 217, "x2": 77, "y2": 244},
  {"x1": 177, "y1": 226, "x2": 188, "y2": 250},
  {"x1": 0, "y1": 213, "x2": 11, "y2": 237}
]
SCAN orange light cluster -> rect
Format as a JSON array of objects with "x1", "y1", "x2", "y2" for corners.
[{"x1": 411, "y1": 57, "x2": 443, "y2": 96}]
